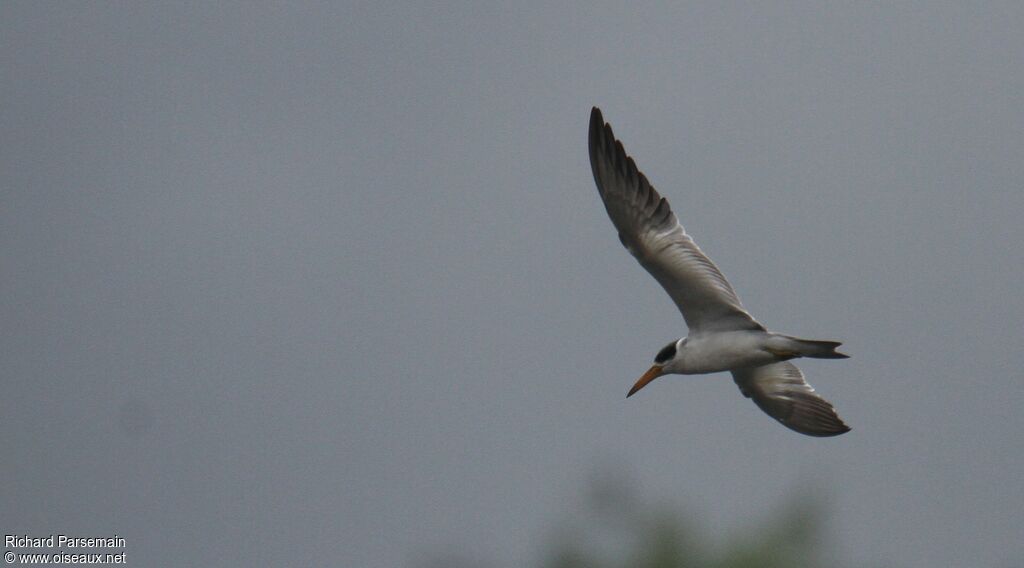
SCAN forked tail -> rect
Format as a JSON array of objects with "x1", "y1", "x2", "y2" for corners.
[{"x1": 787, "y1": 337, "x2": 850, "y2": 359}]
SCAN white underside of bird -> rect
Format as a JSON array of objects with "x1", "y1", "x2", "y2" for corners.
[{"x1": 588, "y1": 107, "x2": 851, "y2": 437}]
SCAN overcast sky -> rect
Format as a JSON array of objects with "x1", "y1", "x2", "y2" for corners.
[{"x1": 2, "y1": 3, "x2": 1022, "y2": 567}]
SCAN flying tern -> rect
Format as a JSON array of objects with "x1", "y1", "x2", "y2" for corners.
[{"x1": 588, "y1": 107, "x2": 850, "y2": 437}]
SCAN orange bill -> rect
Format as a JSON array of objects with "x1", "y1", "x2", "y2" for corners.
[{"x1": 626, "y1": 365, "x2": 665, "y2": 398}]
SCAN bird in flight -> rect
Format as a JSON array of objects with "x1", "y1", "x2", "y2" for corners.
[{"x1": 588, "y1": 107, "x2": 851, "y2": 437}]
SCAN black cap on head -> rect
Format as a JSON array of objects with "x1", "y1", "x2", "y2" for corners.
[{"x1": 654, "y1": 341, "x2": 677, "y2": 364}]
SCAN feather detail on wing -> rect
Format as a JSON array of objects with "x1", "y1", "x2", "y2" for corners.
[
  {"x1": 732, "y1": 362, "x2": 851, "y2": 437},
  {"x1": 588, "y1": 107, "x2": 763, "y2": 333}
]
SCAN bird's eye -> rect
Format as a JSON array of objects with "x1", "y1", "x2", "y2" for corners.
[{"x1": 654, "y1": 341, "x2": 677, "y2": 364}]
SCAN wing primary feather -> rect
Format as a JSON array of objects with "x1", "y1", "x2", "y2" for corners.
[
  {"x1": 588, "y1": 107, "x2": 764, "y2": 333},
  {"x1": 731, "y1": 362, "x2": 850, "y2": 437},
  {"x1": 653, "y1": 198, "x2": 671, "y2": 226}
]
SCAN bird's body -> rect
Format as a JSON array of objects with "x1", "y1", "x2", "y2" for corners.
[
  {"x1": 588, "y1": 107, "x2": 851, "y2": 437},
  {"x1": 664, "y1": 332, "x2": 832, "y2": 375},
  {"x1": 675, "y1": 331, "x2": 778, "y2": 375}
]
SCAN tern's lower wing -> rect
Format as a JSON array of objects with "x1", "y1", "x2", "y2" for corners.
[
  {"x1": 588, "y1": 107, "x2": 762, "y2": 333},
  {"x1": 732, "y1": 362, "x2": 850, "y2": 437}
]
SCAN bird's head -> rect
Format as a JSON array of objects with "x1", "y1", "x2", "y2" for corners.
[{"x1": 626, "y1": 338, "x2": 687, "y2": 397}]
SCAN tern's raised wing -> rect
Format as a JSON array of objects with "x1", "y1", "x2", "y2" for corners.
[
  {"x1": 732, "y1": 362, "x2": 850, "y2": 437},
  {"x1": 588, "y1": 107, "x2": 762, "y2": 333}
]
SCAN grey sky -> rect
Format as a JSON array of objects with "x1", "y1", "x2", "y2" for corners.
[{"x1": 2, "y1": 2, "x2": 1022, "y2": 567}]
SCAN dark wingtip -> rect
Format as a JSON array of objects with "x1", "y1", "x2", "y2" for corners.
[
  {"x1": 819, "y1": 418, "x2": 852, "y2": 437},
  {"x1": 798, "y1": 422, "x2": 852, "y2": 437},
  {"x1": 828, "y1": 424, "x2": 852, "y2": 436},
  {"x1": 589, "y1": 107, "x2": 605, "y2": 138},
  {"x1": 588, "y1": 107, "x2": 614, "y2": 185}
]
